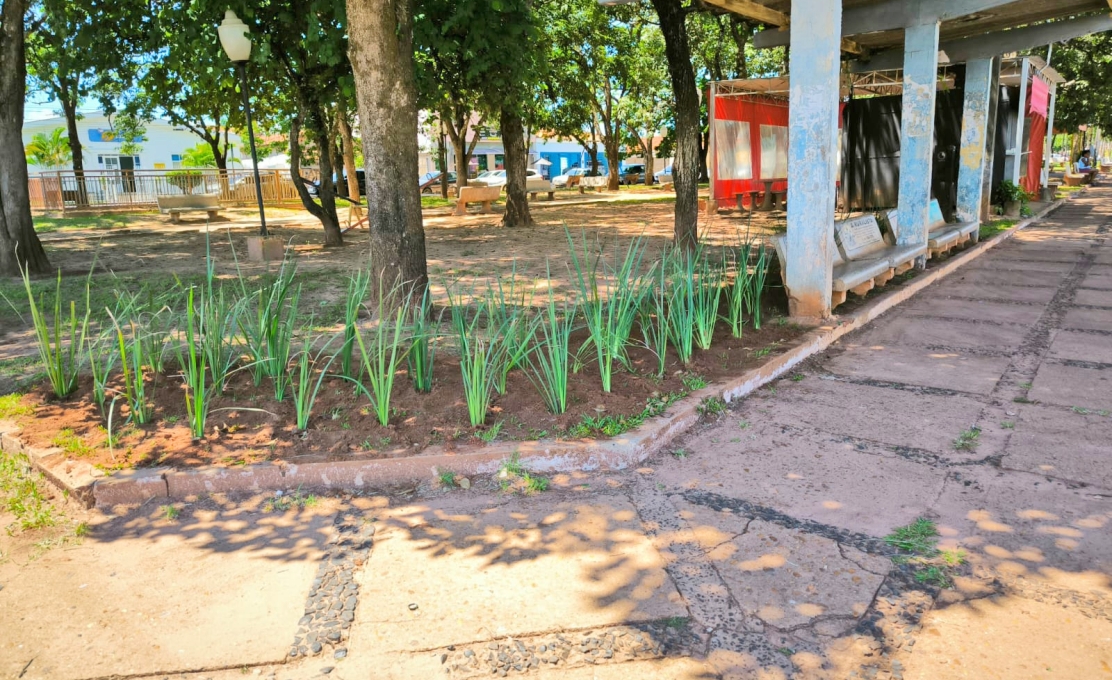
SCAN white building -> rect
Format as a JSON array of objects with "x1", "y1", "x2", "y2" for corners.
[{"x1": 22, "y1": 113, "x2": 242, "y2": 175}]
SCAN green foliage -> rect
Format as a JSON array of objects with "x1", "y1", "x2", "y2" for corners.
[
  {"x1": 1, "y1": 450, "x2": 57, "y2": 533},
  {"x1": 290, "y1": 334, "x2": 339, "y2": 432},
  {"x1": 52, "y1": 429, "x2": 93, "y2": 457},
  {"x1": 476, "y1": 420, "x2": 504, "y2": 443},
  {"x1": 524, "y1": 278, "x2": 576, "y2": 414},
  {"x1": 408, "y1": 286, "x2": 441, "y2": 394},
  {"x1": 24, "y1": 128, "x2": 72, "y2": 169},
  {"x1": 340, "y1": 270, "x2": 371, "y2": 380},
  {"x1": 176, "y1": 289, "x2": 211, "y2": 439},
  {"x1": 697, "y1": 396, "x2": 726, "y2": 417},
  {"x1": 681, "y1": 374, "x2": 707, "y2": 391},
  {"x1": 352, "y1": 284, "x2": 413, "y2": 427},
  {"x1": 953, "y1": 426, "x2": 981, "y2": 451},
  {"x1": 567, "y1": 230, "x2": 649, "y2": 392},
  {"x1": 450, "y1": 293, "x2": 510, "y2": 427},
  {"x1": 639, "y1": 263, "x2": 670, "y2": 377},
  {"x1": 0, "y1": 394, "x2": 32, "y2": 419},
  {"x1": 885, "y1": 518, "x2": 939, "y2": 555},
  {"x1": 21, "y1": 267, "x2": 90, "y2": 399}
]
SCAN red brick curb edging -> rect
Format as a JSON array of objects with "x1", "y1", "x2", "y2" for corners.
[{"x1": 0, "y1": 197, "x2": 1068, "y2": 507}]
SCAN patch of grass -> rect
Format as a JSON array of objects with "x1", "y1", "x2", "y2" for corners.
[
  {"x1": 1013, "y1": 396, "x2": 1033, "y2": 404},
  {"x1": 1000, "y1": 420, "x2": 1015, "y2": 429},
  {"x1": 438, "y1": 469, "x2": 457, "y2": 488},
  {"x1": 476, "y1": 420, "x2": 504, "y2": 443},
  {"x1": 160, "y1": 504, "x2": 180, "y2": 521},
  {"x1": 790, "y1": 373, "x2": 805, "y2": 382},
  {"x1": 1019, "y1": 381, "x2": 1033, "y2": 389},
  {"x1": 0, "y1": 393, "x2": 33, "y2": 419},
  {"x1": 0, "y1": 450, "x2": 56, "y2": 533},
  {"x1": 672, "y1": 448, "x2": 689, "y2": 459},
  {"x1": 52, "y1": 428, "x2": 94, "y2": 457},
  {"x1": 885, "y1": 518, "x2": 940, "y2": 554},
  {"x1": 566, "y1": 392, "x2": 686, "y2": 439},
  {"x1": 978, "y1": 219, "x2": 1017, "y2": 241},
  {"x1": 885, "y1": 518, "x2": 965, "y2": 589},
  {"x1": 263, "y1": 487, "x2": 319, "y2": 512},
  {"x1": 681, "y1": 373, "x2": 708, "y2": 391},
  {"x1": 697, "y1": 396, "x2": 727, "y2": 417},
  {"x1": 662, "y1": 616, "x2": 688, "y2": 630},
  {"x1": 32, "y1": 213, "x2": 147, "y2": 234},
  {"x1": 421, "y1": 195, "x2": 455, "y2": 209},
  {"x1": 497, "y1": 453, "x2": 549, "y2": 495},
  {"x1": 953, "y1": 426, "x2": 981, "y2": 451}
]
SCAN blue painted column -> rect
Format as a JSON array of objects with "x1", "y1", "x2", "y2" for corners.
[
  {"x1": 957, "y1": 58, "x2": 993, "y2": 233},
  {"x1": 896, "y1": 21, "x2": 940, "y2": 253},
  {"x1": 785, "y1": 0, "x2": 842, "y2": 320}
]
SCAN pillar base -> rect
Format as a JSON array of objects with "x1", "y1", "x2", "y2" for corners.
[{"x1": 246, "y1": 236, "x2": 286, "y2": 262}]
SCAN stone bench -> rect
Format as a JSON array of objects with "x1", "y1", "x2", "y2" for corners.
[
  {"x1": 156, "y1": 194, "x2": 222, "y2": 223},
  {"x1": 526, "y1": 177, "x2": 555, "y2": 201},
  {"x1": 453, "y1": 185, "x2": 502, "y2": 216},
  {"x1": 773, "y1": 212, "x2": 927, "y2": 310},
  {"x1": 578, "y1": 176, "x2": 609, "y2": 193},
  {"x1": 925, "y1": 199, "x2": 979, "y2": 259}
]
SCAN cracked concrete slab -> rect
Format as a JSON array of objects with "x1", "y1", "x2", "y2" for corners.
[
  {"x1": 823, "y1": 343, "x2": 1011, "y2": 395},
  {"x1": 347, "y1": 494, "x2": 686, "y2": 654},
  {"x1": 1080, "y1": 269, "x2": 1112, "y2": 290},
  {"x1": 1048, "y1": 329, "x2": 1112, "y2": 364},
  {"x1": 1004, "y1": 404, "x2": 1112, "y2": 489},
  {"x1": 1073, "y1": 288, "x2": 1112, "y2": 307},
  {"x1": 897, "y1": 594, "x2": 1112, "y2": 680},
  {"x1": 674, "y1": 509, "x2": 888, "y2": 633},
  {"x1": 0, "y1": 498, "x2": 335, "y2": 680},
  {"x1": 929, "y1": 466, "x2": 1112, "y2": 577},
  {"x1": 737, "y1": 377, "x2": 986, "y2": 453},
  {"x1": 1028, "y1": 361, "x2": 1112, "y2": 410},
  {"x1": 924, "y1": 281, "x2": 1060, "y2": 304},
  {"x1": 945, "y1": 268, "x2": 1068, "y2": 288},
  {"x1": 853, "y1": 316, "x2": 1028, "y2": 352},
  {"x1": 1061, "y1": 306, "x2": 1112, "y2": 331},
  {"x1": 656, "y1": 422, "x2": 947, "y2": 538},
  {"x1": 902, "y1": 297, "x2": 1046, "y2": 326}
]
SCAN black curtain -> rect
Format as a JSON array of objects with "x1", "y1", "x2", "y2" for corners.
[{"x1": 841, "y1": 85, "x2": 965, "y2": 216}]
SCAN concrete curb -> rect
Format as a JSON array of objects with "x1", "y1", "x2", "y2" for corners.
[{"x1": 0, "y1": 197, "x2": 1069, "y2": 507}]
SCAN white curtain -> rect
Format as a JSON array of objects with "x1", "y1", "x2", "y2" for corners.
[
  {"x1": 759, "y1": 124, "x2": 789, "y2": 179},
  {"x1": 715, "y1": 120, "x2": 753, "y2": 180}
]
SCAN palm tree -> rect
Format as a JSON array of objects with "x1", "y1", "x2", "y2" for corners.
[{"x1": 24, "y1": 127, "x2": 72, "y2": 169}]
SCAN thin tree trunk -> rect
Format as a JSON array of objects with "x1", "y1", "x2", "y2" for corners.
[
  {"x1": 61, "y1": 96, "x2": 89, "y2": 206},
  {"x1": 0, "y1": 0, "x2": 50, "y2": 277},
  {"x1": 438, "y1": 125, "x2": 449, "y2": 198},
  {"x1": 651, "y1": 0, "x2": 700, "y2": 249},
  {"x1": 338, "y1": 106, "x2": 362, "y2": 219},
  {"x1": 289, "y1": 115, "x2": 344, "y2": 247},
  {"x1": 500, "y1": 106, "x2": 532, "y2": 228},
  {"x1": 346, "y1": 0, "x2": 428, "y2": 294},
  {"x1": 605, "y1": 137, "x2": 621, "y2": 191},
  {"x1": 454, "y1": 136, "x2": 469, "y2": 191},
  {"x1": 210, "y1": 140, "x2": 230, "y2": 197},
  {"x1": 642, "y1": 136, "x2": 655, "y2": 186}
]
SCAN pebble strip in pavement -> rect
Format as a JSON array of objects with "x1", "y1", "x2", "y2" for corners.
[
  {"x1": 290, "y1": 510, "x2": 375, "y2": 659},
  {"x1": 439, "y1": 621, "x2": 700, "y2": 677}
]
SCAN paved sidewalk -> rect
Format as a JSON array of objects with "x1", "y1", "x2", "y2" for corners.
[{"x1": 2, "y1": 189, "x2": 1110, "y2": 679}]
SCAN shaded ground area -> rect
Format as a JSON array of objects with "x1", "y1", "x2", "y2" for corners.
[{"x1": 1, "y1": 189, "x2": 1110, "y2": 679}]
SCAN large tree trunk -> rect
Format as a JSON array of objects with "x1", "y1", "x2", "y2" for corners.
[
  {"x1": 210, "y1": 138, "x2": 230, "y2": 197},
  {"x1": 61, "y1": 96, "x2": 89, "y2": 206},
  {"x1": 605, "y1": 137, "x2": 621, "y2": 191},
  {"x1": 347, "y1": 0, "x2": 428, "y2": 295},
  {"x1": 651, "y1": 0, "x2": 700, "y2": 249},
  {"x1": 500, "y1": 106, "x2": 532, "y2": 228},
  {"x1": 0, "y1": 0, "x2": 50, "y2": 277},
  {"x1": 454, "y1": 136, "x2": 470, "y2": 191}
]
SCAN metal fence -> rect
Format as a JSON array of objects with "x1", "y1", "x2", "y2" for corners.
[{"x1": 32, "y1": 168, "x2": 320, "y2": 213}]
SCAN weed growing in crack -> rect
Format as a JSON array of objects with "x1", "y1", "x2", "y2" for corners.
[
  {"x1": 263, "y1": 487, "x2": 318, "y2": 512},
  {"x1": 1013, "y1": 396, "x2": 1033, "y2": 404},
  {"x1": 476, "y1": 420, "x2": 504, "y2": 443},
  {"x1": 438, "y1": 469, "x2": 457, "y2": 488},
  {"x1": 160, "y1": 504, "x2": 180, "y2": 521},
  {"x1": 790, "y1": 374, "x2": 805, "y2": 382},
  {"x1": 953, "y1": 426, "x2": 981, "y2": 451},
  {"x1": 697, "y1": 396, "x2": 727, "y2": 417},
  {"x1": 672, "y1": 448, "x2": 689, "y2": 459},
  {"x1": 1001, "y1": 420, "x2": 1015, "y2": 429},
  {"x1": 885, "y1": 518, "x2": 964, "y2": 589},
  {"x1": 681, "y1": 373, "x2": 708, "y2": 391},
  {"x1": 497, "y1": 453, "x2": 549, "y2": 495}
]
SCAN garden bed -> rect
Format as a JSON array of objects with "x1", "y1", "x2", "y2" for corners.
[{"x1": 4, "y1": 322, "x2": 805, "y2": 472}]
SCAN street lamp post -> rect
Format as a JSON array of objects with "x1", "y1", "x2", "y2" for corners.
[{"x1": 218, "y1": 9, "x2": 267, "y2": 237}]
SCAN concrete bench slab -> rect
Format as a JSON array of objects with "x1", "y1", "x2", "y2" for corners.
[
  {"x1": 453, "y1": 185, "x2": 502, "y2": 216},
  {"x1": 156, "y1": 194, "x2": 222, "y2": 224}
]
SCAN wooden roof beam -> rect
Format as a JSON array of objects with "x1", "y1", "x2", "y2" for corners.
[{"x1": 702, "y1": 0, "x2": 863, "y2": 53}]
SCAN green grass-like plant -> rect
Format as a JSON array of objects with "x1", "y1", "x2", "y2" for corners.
[
  {"x1": 290, "y1": 333, "x2": 339, "y2": 432},
  {"x1": 486, "y1": 264, "x2": 536, "y2": 396},
  {"x1": 108, "y1": 312, "x2": 152, "y2": 425},
  {"x1": 20, "y1": 266, "x2": 90, "y2": 398},
  {"x1": 745, "y1": 243, "x2": 770, "y2": 329},
  {"x1": 407, "y1": 286, "x2": 440, "y2": 394},
  {"x1": 450, "y1": 294, "x2": 510, "y2": 427},
  {"x1": 723, "y1": 242, "x2": 754, "y2": 338},
  {"x1": 340, "y1": 269, "x2": 370, "y2": 380},
  {"x1": 353, "y1": 283, "x2": 412, "y2": 427},
  {"x1": 525, "y1": 281, "x2": 576, "y2": 415},
  {"x1": 176, "y1": 288, "x2": 211, "y2": 439},
  {"x1": 639, "y1": 263, "x2": 670, "y2": 377},
  {"x1": 567, "y1": 229, "x2": 648, "y2": 392}
]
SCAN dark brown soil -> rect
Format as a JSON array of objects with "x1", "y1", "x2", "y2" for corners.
[{"x1": 9, "y1": 319, "x2": 806, "y2": 471}]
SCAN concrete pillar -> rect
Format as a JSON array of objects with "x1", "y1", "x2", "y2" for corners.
[
  {"x1": 896, "y1": 20, "x2": 940, "y2": 251},
  {"x1": 979, "y1": 56, "x2": 1001, "y2": 222},
  {"x1": 956, "y1": 58, "x2": 993, "y2": 228},
  {"x1": 785, "y1": 0, "x2": 842, "y2": 321},
  {"x1": 1011, "y1": 58, "x2": 1030, "y2": 185}
]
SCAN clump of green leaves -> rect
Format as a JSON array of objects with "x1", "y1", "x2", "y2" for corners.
[
  {"x1": 885, "y1": 518, "x2": 965, "y2": 588},
  {"x1": 497, "y1": 453, "x2": 549, "y2": 494},
  {"x1": 0, "y1": 394, "x2": 32, "y2": 419},
  {"x1": 1, "y1": 450, "x2": 56, "y2": 533},
  {"x1": 524, "y1": 276, "x2": 575, "y2": 414},
  {"x1": 953, "y1": 426, "x2": 981, "y2": 451},
  {"x1": 262, "y1": 487, "x2": 319, "y2": 512},
  {"x1": 20, "y1": 266, "x2": 90, "y2": 398},
  {"x1": 697, "y1": 396, "x2": 727, "y2": 417},
  {"x1": 476, "y1": 420, "x2": 504, "y2": 443}
]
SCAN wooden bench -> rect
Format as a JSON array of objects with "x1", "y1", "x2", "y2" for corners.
[
  {"x1": 734, "y1": 190, "x2": 760, "y2": 212},
  {"x1": 578, "y1": 176, "x2": 608, "y2": 193},
  {"x1": 925, "y1": 199, "x2": 979, "y2": 259},
  {"x1": 657, "y1": 175, "x2": 674, "y2": 190},
  {"x1": 452, "y1": 185, "x2": 501, "y2": 216},
  {"x1": 526, "y1": 177, "x2": 555, "y2": 201},
  {"x1": 156, "y1": 194, "x2": 221, "y2": 223}
]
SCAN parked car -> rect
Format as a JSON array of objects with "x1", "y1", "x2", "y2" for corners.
[
  {"x1": 654, "y1": 167, "x2": 674, "y2": 185},
  {"x1": 620, "y1": 164, "x2": 647, "y2": 185},
  {"x1": 306, "y1": 169, "x2": 366, "y2": 198},
  {"x1": 472, "y1": 168, "x2": 541, "y2": 188},
  {"x1": 553, "y1": 166, "x2": 608, "y2": 187},
  {"x1": 420, "y1": 171, "x2": 457, "y2": 192}
]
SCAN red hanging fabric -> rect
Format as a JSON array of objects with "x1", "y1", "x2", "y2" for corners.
[
  {"x1": 1023, "y1": 113, "x2": 1047, "y2": 196},
  {"x1": 712, "y1": 96, "x2": 790, "y2": 203}
]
